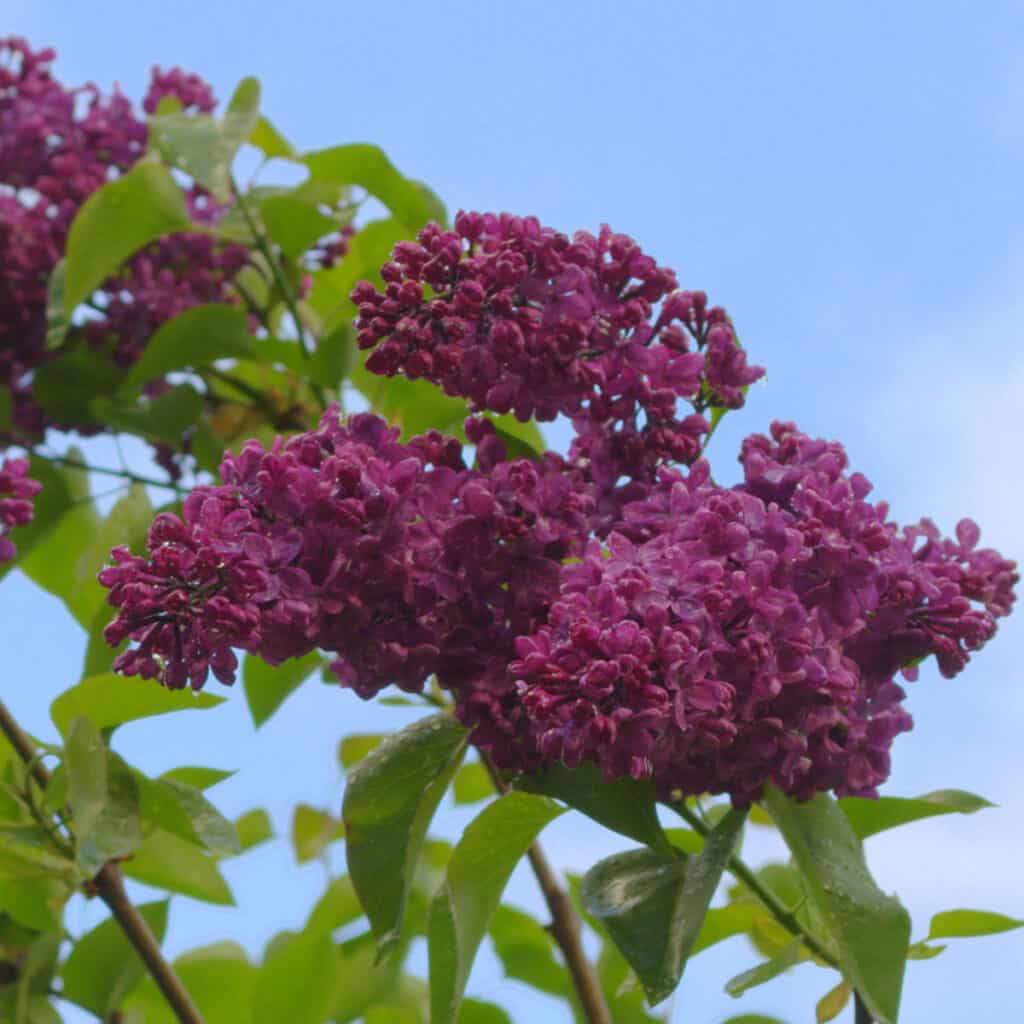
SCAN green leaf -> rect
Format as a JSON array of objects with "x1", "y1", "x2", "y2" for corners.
[
  {"x1": 839, "y1": 789, "x2": 994, "y2": 840},
  {"x1": 61, "y1": 900, "x2": 168, "y2": 1017},
  {"x1": 926, "y1": 909, "x2": 1024, "y2": 940},
  {"x1": 303, "y1": 144, "x2": 444, "y2": 232},
  {"x1": 816, "y1": 980, "x2": 852, "y2": 1022},
  {"x1": 343, "y1": 713, "x2": 467, "y2": 957},
  {"x1": 160, "y1": 766, "x2": 235, "y2": 791},
  {"x1": 250, "y1": 115, "x2": 297, "y2": 160},
  {"x1": 51, "y1": 674, "x2": 224, "y2": 738},
  {"x1": 460, "y1": 999, "x2": 513, "y2": 1024},
  {"x1": 44, "y1": 260, "x2": 67, "y2": 350},
  {"x1": 338, "y1": 734, "x2": 386, "y2": 769},
  {"x1": 453, "y1": 762, "x2": 493, "y2": 805},
  {"x1": 222, "y1": 78, "x2": 262, "y2": 161},
  {"x1": 260, "y1": 195, "x2": 337, "y2": 261},
  {"x1": 724, "y1": 940, "x2": 803, "y2": 997},
  {"x1": 74, "y1": 753, "x2": 143, "y2": 877},
  {"x1": 137, "y1": 777, "x2": 239, "y2": 856},
  {"x1": 63, "y1": 162, "x2": 193, "y2": 315},
  {"x1": 125, "y1": 942, "x2": 258, "y2": 1024},
  {"x1": 254, "y1": 930, "x2": 338, "y2": 1024},
  {"x1": 243, "y1": 650, "x2": 324, "y2": 728},
  {"x1": 93, "y1": 384, "x2": 204, "y2": 446},
  {"x1": 65, "y1": 717, "x2": 108, "y2": 840},
  {"x1": 763, "y1": 785, "x2": 911, "y2": 1024},
  {"x1": 305, "y1": 876, "x2": 364, "y2": 937},
  {"x1": 235, "y1": 809, "x2": 275, "y2": 853},
  {"x1": 489, "y1": 904, "x2": 570, "y2": 997},
  {"x1": 310, "y1": 324, "x2": 355, "y2": 391},
  {"x1": 0, "y1": 833, "x2": 76, "y2": 880},
  {"x1": 581, "y1": 808, "x2": 746, "y2": 1004},
  {"x1": 121, "y1": 828, "x2": 234, "y2": 905},
  {"x1": 147, "y1": 78, "x2": 259, "y2": 202},
  {"x1": 906, "y1": 941, "x2": 945, "y2": 960},
  {"x1": 292, "y1": 804, "x2": 344, "y2": 864},
  {"x1": 689, "y1": 903, "x2": 761, "y2": 957},
  {"x1": 428, "y1": 792, "x2": 565, "y2": 1024},
  {"x1": 33, "y1": 346, "x2": 128, "y2": 426},
  {"x1": 332, "y1": 931, "x2": 408, "y2": 1022},
  {"x1": 517, "y1": 760, "x2": 670, "y2": 853},
  {"x1": 0, "y1": 878, "x2": 70, "y2": 933},
  {"x1": 719, "y1": 1015, "x2": 788, "y2": 1024},
  {"x1": 119, "y1": 304, "x2": 254, "y2": 393}
]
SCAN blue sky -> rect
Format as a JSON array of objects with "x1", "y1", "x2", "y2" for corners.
[{"x1": 4, "y1": 2, "x2": 1024, "y2": 1021}]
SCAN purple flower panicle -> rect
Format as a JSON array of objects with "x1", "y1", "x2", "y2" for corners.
[{"x1": 0, "y1": 457, "x2": 41, "y2": 564}]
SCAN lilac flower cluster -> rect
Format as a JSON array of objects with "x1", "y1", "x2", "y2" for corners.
[
  {"x1": 471, "y1": 422, "x2": 1016, "y2": 801},
  {"x1": 0, "y1": 457, "x2": 40, "y2": 565},
  {"x1": 103, "y1": 213, "x2": 1018, "y2": 803},
  {"x1": 0, "y1": 37, "x2": 245, "y2": 441},
  {"x1": 352, "y1": 213, "x2": 763, "y2": 495},
  {"x1": 101, "y1": 407, "x2": 590, "y2": 695}
]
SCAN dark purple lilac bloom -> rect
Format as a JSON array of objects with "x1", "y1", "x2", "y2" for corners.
[
  {"x1": 0, "y1": 457, "x2": 40, "y2": 565},
  {"x1": 0, "y1": 37, "x2": 245, "y2": 443}
]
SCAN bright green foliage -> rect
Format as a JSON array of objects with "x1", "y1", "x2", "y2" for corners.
[
  {"x1": 428, "y1": 792, "x2": 565, "y2": 1024},
  {"x1": 581, "y1": 808, "x2": 746, "y2": 1004},
  {"x1": 763, "y1": 786, "x2": 911, "y2": 1024},
  {"x1": 51, "y1": 674, "x2": 224, "y2": 737},
  {"x1": 517, "y1": 761, "x2": 671, "y2": 852},
  {"x1": 926, "y1": 909, "x2": 1024, "y2": 940},
  {"x1": 62, "y1": 163, "x2": 193, "y2": 316},
  {"x1": 839, "y1": 789, "x2": 994, "y2": 840},
  {"x1": 291, "y1": 803, "x2": 344, "y2": 863},
  {"x1": 343, "y1": 714, "x2": 467, "y2": 957},
  {"x1": 61, "y1": 901, "x2": 168, "y2": 1017},
  {"x1": 243, "y1": 650, "x2": 325, "y2": 727}
]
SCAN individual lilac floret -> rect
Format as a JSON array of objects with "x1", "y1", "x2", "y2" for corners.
[
  {"x1": 0, "y1": 457, "x2": 41, "y2": 565},
  {"x1": 351, "y1": 212, "x2": 763, "y2": 488},
  {"x1": 101, "y1": 408, "x2": 592, "y2": 694},
  {"x1": 462, "y1": 422, "x2": 1017, "y2": 803}
]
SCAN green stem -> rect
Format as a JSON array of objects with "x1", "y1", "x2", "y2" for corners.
[
  {"x1": 671, "y1": 801, "x2": 839, "y2": 969},
  {"x1": 0, "y1": 699, "x2": 205, "y2": 1024},
  {"x1": 29, "y1": 451, "x2": 188, "y2": 494},
  {"x1": 230, "y1": 180, "x2": 328, "y2": 410}
]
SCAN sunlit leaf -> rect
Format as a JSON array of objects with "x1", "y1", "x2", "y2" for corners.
[
  {"x1": 816, "y1": 980, "x2": 852, "y2": 1022},
  {"x1": 292, "y1": 804, "x2": 344, "y2": 864},
  {"x1": 839, "y1": 789, "x2": 994, "y2": 840},
  {"x1": 51, "y1": 674, "x2": 224, "y2": 738},
  {"x1": 243, "y1": 650, "x2": 324, "y2": 728},
  {"x1": 763, "y1": 786, "x2": 911, "y2": 1024},
  {"x1": 428, "y1": 792, "x2": 565, "y2": 1024},
  {"x1": 343, "y1": 713, "x2": 467, "y2": 957},
  {"x1": 725, "y1": 940, "x2": 803, "y2": 997},
  {"x1": 61, "y1": 901, "x2": 168, "y2": 1017},
  {"x1": 121, "y1": 829, "x2": 234, "y2": 905},
  {"x1": 254, "y1": 930, "x2": 338, "y2": 1024},
  {"x1": 235, "y1": 809, "x2": 275, "y2": 853},
  {"x1": 926, "y1": 909, "x2": 1024, "y2": 940},
  {"x1": 453, "y1": 762, "x2": 493, "y2": 806},
  {"x1": 63, "y1": 163, "x2": 192, "y2": 315}
]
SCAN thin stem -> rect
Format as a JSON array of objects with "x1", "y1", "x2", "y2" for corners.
[
  {"x1": 671, "y1": 801, "x2": 839, "y2": 969},
  {"x1": 230, "y1": 180, "x2": 328, "y2": 408},
  {"x1": 0, "y1": 699, "x2": 205, "y2": 1024},
  {"x1": 855, "y1": 991, "x2": 873, "y2": 1024},
  {"x1": 29, "y1": 451, "x2": 188, "y2": 494},
  {"x1": 480, "y1": 755, "x2": 612, "y2": 1024}
]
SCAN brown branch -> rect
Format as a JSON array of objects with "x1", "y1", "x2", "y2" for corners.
[
  {"x1": 481, "y1": 755, "x2": 612, "y2": 1024},
  {"x1": 855, "y1": 991, "x2": 874, "y2": 1024},
  {"x1": 0, "y1": 698, "x2": 204, "y2": 1024}
]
